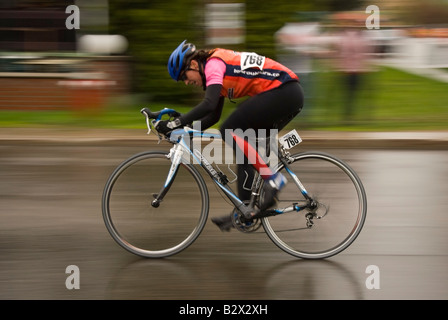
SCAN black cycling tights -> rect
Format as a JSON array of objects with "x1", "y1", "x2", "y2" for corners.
[{"x1": 220, "y1": 81, "x2": 304, "y2": 201}]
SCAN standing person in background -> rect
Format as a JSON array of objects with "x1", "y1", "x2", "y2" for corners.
[{"x1": 336, "y1": 26, "x2": 371, "y2": 121}]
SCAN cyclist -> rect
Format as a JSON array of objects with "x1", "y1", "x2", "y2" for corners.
[{"x1": 156, "y1": 40, "x2": 304, "y2": 231}]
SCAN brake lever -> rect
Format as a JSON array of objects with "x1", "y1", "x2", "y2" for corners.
[
  {"x1": 152, "y1": 119, "x2": 163, "y2": 144},
  {"x1": 141, "y1": 109, "x2": 152, "y2": 135}
]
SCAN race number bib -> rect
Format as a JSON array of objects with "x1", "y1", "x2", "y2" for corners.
[
  {"x1": 279, "y1": 129, "x2": 302, "y2": 149},
  {"x1": 240, "y1": 52, "x2": 266, "y2": 71}
]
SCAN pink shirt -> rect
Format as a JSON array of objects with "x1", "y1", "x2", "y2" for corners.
[{"x1": 204, "y1": 58, "x2": 226, "y2": 87}]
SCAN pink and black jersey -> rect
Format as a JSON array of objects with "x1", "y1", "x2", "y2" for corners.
[{"x1": 207, "y1": 49, "x2": 299, "y2": 99}]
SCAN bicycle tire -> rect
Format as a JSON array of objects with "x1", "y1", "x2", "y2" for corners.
[
  {"x1": 102, "y1": 151, "x2": 209, "y2": 258},
  {"x1": 261, "y1": 151, "x2": 367, "y2": 259}
]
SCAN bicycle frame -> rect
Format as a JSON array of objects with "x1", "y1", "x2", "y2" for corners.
[{"x1": 153, "y1": 126, "x2": 314, "y2": 220}]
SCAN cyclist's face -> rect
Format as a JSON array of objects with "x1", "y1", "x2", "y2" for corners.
[{"x1": 181, "y1": 60, "x2": 202, "y2": 87}]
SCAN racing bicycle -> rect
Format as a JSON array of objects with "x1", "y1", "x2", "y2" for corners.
[{"x1": 102, "y1": 108, "x2": 367, "y2": 259}]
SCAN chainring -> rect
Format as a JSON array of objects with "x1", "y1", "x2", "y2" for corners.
[{"x1": 231, "y1": 204, "x2": 262, "y2": 233}]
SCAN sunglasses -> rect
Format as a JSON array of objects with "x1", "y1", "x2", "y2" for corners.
[{"x1": 179, "y1": 67, "x2": 195, "y2": 81}]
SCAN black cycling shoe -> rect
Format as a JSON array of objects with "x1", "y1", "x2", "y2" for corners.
[{"x1": 211, "y1": 215, "x2": 234, "y2": 232}]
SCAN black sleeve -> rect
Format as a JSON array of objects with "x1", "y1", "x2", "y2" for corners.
[
  {"x1": 197, "y1": 96, "x2": 224, "y2": 130},
  {"x1": 179, "y1": 84, "x2": 223, "y2": 126}
]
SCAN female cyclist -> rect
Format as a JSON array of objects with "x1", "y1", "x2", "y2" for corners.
[{"x1": 155, "y1": 40, "x2": 304, "y2": 231}]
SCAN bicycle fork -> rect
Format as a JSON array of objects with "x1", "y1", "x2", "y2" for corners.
[{"x1": 150, "y1": 145, "x2": 183, "y2": 208}]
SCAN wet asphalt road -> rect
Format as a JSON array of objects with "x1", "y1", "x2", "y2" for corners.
[{"x1": 1, "y1": 138, "x2": 447, "y2": 300}]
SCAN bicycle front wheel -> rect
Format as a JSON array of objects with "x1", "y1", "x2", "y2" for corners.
[
  {"x1": 262, "y1": 151, "x2": 367, "y2": 259},
  {"x1": 102, "y1": 151, "x2": 209, "y2": 258}
]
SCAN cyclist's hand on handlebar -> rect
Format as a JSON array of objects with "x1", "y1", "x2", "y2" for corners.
[{"x1": 154, "y1": 118, "x2": 182, "y2": 136}]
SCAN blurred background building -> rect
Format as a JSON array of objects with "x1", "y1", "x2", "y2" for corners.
[{"x1": 0, "y1": 0, "x2": 129, "y2": 112}]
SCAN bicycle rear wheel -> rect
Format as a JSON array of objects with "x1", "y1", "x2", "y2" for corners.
[
  {"x1": 102, "y1": 151, "x2": 209, "y2": 258},
  {"x1": 262, "y1": 151, "x2": 367, "y2": 259}
]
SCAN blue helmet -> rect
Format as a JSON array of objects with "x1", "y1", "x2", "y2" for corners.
[{"x1": 167, "y1": 40, "x2": 196, "y2": 81}]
